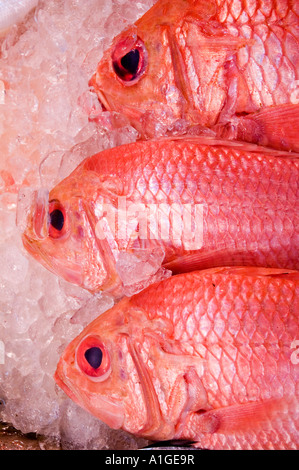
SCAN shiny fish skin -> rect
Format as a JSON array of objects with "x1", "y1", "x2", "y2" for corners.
[
  {"x1": 22, "y1": 137, "x2": 299, "y2": 294},
  {"x1": 90, "y1": 0, "x2": 299, "y2": 151},
  {"x1": 54, "y1": 267, "x2": 299, "y2": 450}
]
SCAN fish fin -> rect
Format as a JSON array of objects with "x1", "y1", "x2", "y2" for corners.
[
  {"x1": 168, "y1": 368, "x2": 208, "y2": 426},
  {"x1": 162, "y1": 249, "x2": 267, "y2": 274},
  {"x1": 236, "y1": 104, "x2": 299, "y2": 153},
  {"x1": 182, "y1": 397, "x2": 295, "y2": 436},
  {"x1": 163, "y1": 251, "x2": 220, "y2": 273},
  {"x1": 264, "y1": 271, "x2": 299, "y2": 281},
  {"x1": 137, "y1": 0, "x2": 216, "y2": 27},
  {"x1": 164, "y1": 261, "x2": 299, "y2": 280},
  {"x1": 155, "y1": 134, "x2": 299, "y2": 158},
  {"x1": 203, "y1": 266, "x2": 299, "y2": 281}
]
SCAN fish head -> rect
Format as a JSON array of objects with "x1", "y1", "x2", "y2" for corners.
[
  {"x1": 21, "y1": 177, "x2": 116, "y2": 293},
  {"x1": 89, "y1": 0, "x2": 217, "y2": 137},
  {"x1": 55, "y1": 297, "x2": 176, "y2": 438},
  {"x1": 90, "y1": 26, "x2": 183, "y2": 138}
]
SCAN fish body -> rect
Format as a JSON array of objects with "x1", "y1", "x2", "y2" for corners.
[
  {"x1": 22, "y1": 137, "x2": 299, "y2": 294},
  {"x1": 0, "y1": 0, "x2": 38, "y2": 37},
  {"x1": 90, "y1": 0, "x2": 299, "y2": 151},
  {"x1": 55, "y1": 267, "x2": 299, "y2": 450}
]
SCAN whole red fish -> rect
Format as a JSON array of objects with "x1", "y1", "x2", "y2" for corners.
[
  {"x1": 90, "y1": 0, "x2": 299, "y2": 151},
  {"x1": 22, "y1": 137, "x2": 299, "y2": 295},
  {"x1": 54, "y1": 267, "x2": 299, "y2": 450}
]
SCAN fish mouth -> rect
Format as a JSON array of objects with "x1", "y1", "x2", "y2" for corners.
[
  {"x1": 22, "y1": 233, "x2": 83, "y2": 286},
  {"x1": 54, "y1": 361, "x2": 125, "y2": 430},
  {"x1": 88, "y1": 73, "x2": 112, "y2": 111},
  {"x1": 89, "y1": 73, "x2": 111, "y2": 112},
  {"x1": 22, "y1": 233, "x2": 50, "y2": 270},
  {"x1": 95, "y1": 89, "x2": 111, "y2": 112},
  {"x1": 89, "y1": 73, "x2": 146, "y2": 132},
  {"x1": 54, "y1": 367, "x2": 80, "y2": 406}
]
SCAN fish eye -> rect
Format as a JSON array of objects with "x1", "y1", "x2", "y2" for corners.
[
  {"x1": 85, "y1": 347, "x2": 102, "y2": 369},
  {"x1": 112, "y1": 37, "x2": 147, "y2": 85},
  {"x1": 76, "y1": 335, "x2": 110, "y2": 380},
  {"x1": 50, "y1": 209, "x2": 64, "y2": 231},
  {"x1": 48, "y1": 200, "x2": 66, "y2": 239}
]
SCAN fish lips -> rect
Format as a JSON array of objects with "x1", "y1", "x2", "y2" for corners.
[
  {"x1": 89, "y1": 74, "x2": 144, "y2": 123},
  {"x1": 94, "y1": 88, "x2": 111, "y2": 112},
  {"x1": 22, "y1": 233, "x2": 83, "y2": 287},
  {"x1": 89, "y1": 73, "x2": 111, "y2": 112},
  {"x1": 54, "y1": 360, "x2": 125, "y2": 430}
]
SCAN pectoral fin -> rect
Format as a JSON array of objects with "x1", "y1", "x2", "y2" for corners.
[
  {"x1": 178, "y1": 397, "x2": 296, "y2": 438},
  {"x1": 163, "y1": 248, "x2": 266, "y2": 274},
  {"x1": 203, "y1": 266, "x2": 299, "y2": 281},
  {"x1": 236, "y1": 104, "x2": 299, "y2": 153}
]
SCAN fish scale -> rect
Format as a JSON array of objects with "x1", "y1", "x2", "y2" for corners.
[
  {"x1": 22, "y1": 137, "x2": 299, "y2": 293},
  {"x1": 133, "y1": 270, "x2": 299, "y2": 443},
  {"x1": 135, "y1": 272, "x2": 295, "y2": 401},
  {"x1": 91, "y1": 0, "x2": 299, "y2": 150},
  {"x1": 198, "y1": 0, "x2": 298, "y2": 111},
  {"x1": 55, "y1": 267, "x2": 299, "y2": 449},
  {"x1": 217, "y1": 0, "x2": 294, "y2": 24}
]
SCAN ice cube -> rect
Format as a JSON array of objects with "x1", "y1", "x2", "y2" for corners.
[
  {"x1": 0, "y1": 244, "x2": 28, "y2": 285},
  {"x1": 39, "y1": 151, "x2": 64, "y2": 188},
  {"x1": 58, "y1": 129, "x2": 106, "y2": 181},
  {"x1": 116, "y1": 247, "x2": 172, "y2": 296},
  {"x1": 70, "y1": 292, "x2": 114, "y2": 327}
]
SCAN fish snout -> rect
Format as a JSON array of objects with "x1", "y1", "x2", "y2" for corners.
[
  {"x1": 88, "y1": 74, "x2": 110, "y2": 112},
  {"x1": 54, "y1": 355, "x2": 125, "y2": 430}
]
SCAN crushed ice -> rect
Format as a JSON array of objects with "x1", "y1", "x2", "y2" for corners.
[
  {"x1": 0, "y1": 0, "x2": 155, "y2": 449},
  {"x1": 116, "y1": 248, "x2": 172, "y2": 297}
]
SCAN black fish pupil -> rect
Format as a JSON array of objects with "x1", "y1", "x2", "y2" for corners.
[
  {"x1": 120, "y1": 49, "x2": 140, "y2": 75},
  {"x1": 50, "y1": 209, "x2": 64, "y2": 231},
  {"x1": 84, "y1": 347, "x2": 103, "y2": 369}
]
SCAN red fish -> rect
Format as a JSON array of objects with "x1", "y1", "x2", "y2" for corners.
[
  {"x1": 90, "y1": 0, "x2": 299, "y2": 151},
  {"x1": 54, "y1": 266, "x2": 299, "y2": 449},
  {"x1": 22, "y1": 137, "x2": 299, "y2": 295}
]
